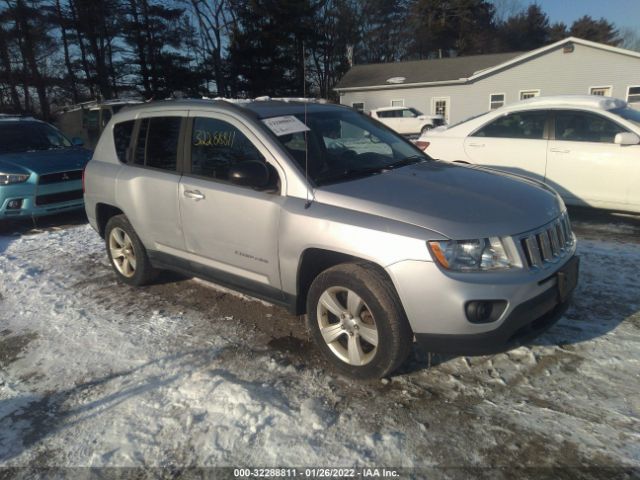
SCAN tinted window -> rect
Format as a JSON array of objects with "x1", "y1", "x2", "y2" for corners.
[
  {"x1": 134, "y1": 117, "x2": 181, "y2": 171},
  {"x1": 113, "y1": 120, "x2": 135, "y2": 163},
  {"x1": 474, "y1": 111, "x2": 546, "y2": 139},
  {"x1": 0, "y1": 121, "x2": 72, "y2": 154},
  {"x1": 133, "y1": 119, "x2": 148, "y2": 166},
  {"x1": 555, "y1": 111, "x2": 627, "y2": 143},
  {"x1": 101, "y1": 109, "x2": 112, "y2": 128},
  {"x1": 190, "y1": 117, "x2": 265, "y2": 181}
]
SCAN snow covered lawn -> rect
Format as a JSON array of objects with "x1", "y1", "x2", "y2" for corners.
[{"x1": 0, "y1": 219, "x2": 638, "y2": 475}]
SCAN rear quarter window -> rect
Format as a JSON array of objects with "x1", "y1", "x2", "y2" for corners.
[
  {"x1": 133, "y1": 117, "x2": 182, "y2": 171},
  {"x1": 113, "y1": 120, "x2": 135, "y2": 163}
]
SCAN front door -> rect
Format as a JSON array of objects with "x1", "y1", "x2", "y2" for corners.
[
  {"x1": 546, "y1": 110, "x2": 639, "y2": 210},
  {"x1": 178, "y1": 112, "x2": 284, "y2": 292},
  {"x1": 463, "y1": 110, "x2": 549, "y2": 180}
]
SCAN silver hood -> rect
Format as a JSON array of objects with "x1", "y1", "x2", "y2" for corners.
[{"x1": 314, "y1": 161, "x2": 563, "y2": 239}]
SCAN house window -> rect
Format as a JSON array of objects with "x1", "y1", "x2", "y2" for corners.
[
  {"x1": 520, "y1": 90, "x2": 540, "y2": 100},
  {"x1": 352, "y1": 102, "x2": 365, "y2": 112},
  {"x1": 391, "y1": 99, "x2": 404, "y2": 107},
  {"x1": 432, "y1": 97, "x2": 449, "y2": 122},
  {"x1": 490, "y1": 93, "x2": 505, "y2": 110},
  {"x1": 590, "y1": 86, "x2": 612, "y2": 97},
  {"x1": 628, "y1": 86, "x2": 640, "y2": 104}
]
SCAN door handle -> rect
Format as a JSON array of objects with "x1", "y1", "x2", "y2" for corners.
[
  {"x1": 550, "y1": 148, "x2": 570, "y2": 154},
  {"x1": 467, "y1": 142, "x2": 485, "y2": 147},
  {"x1": 184, "y1": 189, "x2": 205, "y2": 200}
]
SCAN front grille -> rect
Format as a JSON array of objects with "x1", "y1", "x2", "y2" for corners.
[
  {"x1": 35, "y1": 190, "x2": 83, "y2": 206},
  {"x1": 519, "y1": 212, "x2": 574, "y2": 269},
  {"x1": 38, "y1": 170, "x2": 83, "y2": 185}
]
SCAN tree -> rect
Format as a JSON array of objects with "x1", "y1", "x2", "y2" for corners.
[
  {"x1": 355, "y1": 0, "x2": 408, "y2": 63},
  {"x1": 307, "y1": 0, "x2": 358, "y2": 99},
  {"x1": 570, "y1": 15, "x2": 620, "y2": 46},
  {"x1": 498, "y1": 3, "x2": 551, "y2": 52},
  {"x1": 227, "y1": 0, "x2": 316, "y2": 97}
]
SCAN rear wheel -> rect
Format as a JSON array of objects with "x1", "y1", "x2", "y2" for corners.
[
  {"x1": 105, "y1": 215, "x2": 158, "y2": 286},
  {"x1": 420, "y1": 124, "x2": 433, "y2": 135},
  {"x1": 306, "y1": 262, "x2": 413, "y2": 379}
]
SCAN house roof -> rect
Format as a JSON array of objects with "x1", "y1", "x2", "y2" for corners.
[
  {"x1": 335, "y1": 37, "x2": 640, "y2": 92},
  {"x1": 336, "y1": 52, "x2": 522, "y2": 90}
]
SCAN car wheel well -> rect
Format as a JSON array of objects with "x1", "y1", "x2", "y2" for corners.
[
  {"x1": 295, "y1": 249, "x2": 394, "y2": 315},
  {"x1": 96, "y1": 203, "x2": 124, "y2": 238}
]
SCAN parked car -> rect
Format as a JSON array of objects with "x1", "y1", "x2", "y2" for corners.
[
  {"x1": 420, "y1": 95, "x2": 640, "y2": 214},
  {"x1": 84, "y1": 99, "x2": 578, "y2": 379},
  {"x1": 0, "y1": 115, "x2": 92, "y2": 222},
  {"x1": 370, "y1": 106, "x2": 445, "y2": 136},
  {"x1": 55, "y1": 99, "x2": 142, "y2": 149}
]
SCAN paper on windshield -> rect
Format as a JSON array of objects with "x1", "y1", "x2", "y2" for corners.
[{"x1": 262, "y1": 116, "x2": 310, "y2": 136}]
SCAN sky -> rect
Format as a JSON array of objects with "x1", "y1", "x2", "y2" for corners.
[{"x1": 494, "y1": 0, "x2": 640, "y2": 31}]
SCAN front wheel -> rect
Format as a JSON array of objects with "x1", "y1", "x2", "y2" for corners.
[
  {"x1": 105, "y1": 214, "x2": 158, "y2": 286},
  {"x1": 306, "y1": 263, "x2": 413, "y2": 379}
]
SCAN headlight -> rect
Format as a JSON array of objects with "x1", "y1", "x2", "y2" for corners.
[
  {"x1": 428, "y1": 237, "x2": 513, "y2": 271},
  {"x1": 0, "y1": 173, "x2": 30, "y2": 185}
]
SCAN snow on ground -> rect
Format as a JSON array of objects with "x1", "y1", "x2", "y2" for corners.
[{"x1": 0, "y1": 220, "x2": 639, "y2": 476}]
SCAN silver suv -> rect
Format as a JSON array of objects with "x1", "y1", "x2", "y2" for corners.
[{"x1": 84, "y1": 99, "x2": 579, "y2": 379}]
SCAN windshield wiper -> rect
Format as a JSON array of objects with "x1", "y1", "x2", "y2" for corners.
[
  {"x1": 383, "y1": 155, "x2": 426, "y2": 170},
  {"x1": 315, "y1": 166, "x2": 388, "y2": 185}
]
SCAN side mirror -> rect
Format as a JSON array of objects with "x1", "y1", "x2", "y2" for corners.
[
  {"x1": 614, "y1": 132, "x2": 640, "y2": 146},
  {"x1": 71, "y1": 137, "x2": 85, "y2": 147},
  {"x1": 228, "y1": 161, "x2": 270, "y2": 189}
]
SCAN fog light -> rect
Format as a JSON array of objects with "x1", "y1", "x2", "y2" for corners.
[
  {"x1": 465, "y1": 300, "x2": 507, "y2": 324},
  {"x1": 7, "y1": 199, "x2": 23, "y2": 209}
]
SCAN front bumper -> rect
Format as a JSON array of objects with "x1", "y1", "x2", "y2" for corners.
[
  {"x1": 387, "y1": 252, "x2": 579, "y2": 355},
  {"x1": 415, "y1": 279, "x2": 573, "y2": 355},
  {"x1": 1, "y1": 181, "x2": 84, "y2": 219}
]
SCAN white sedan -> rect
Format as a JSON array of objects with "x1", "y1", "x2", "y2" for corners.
[{"x1": 420, "y1": 95, "x2": 640, "y2": 214}]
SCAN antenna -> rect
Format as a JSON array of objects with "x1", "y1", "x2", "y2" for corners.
[{"x1": 303, "y1": 40, "x2": 313, "y2": 209}]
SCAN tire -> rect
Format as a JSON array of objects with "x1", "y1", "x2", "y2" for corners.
[
  {"x1": 420, "y1": 124, "x2": 433, "y2": 135},
  {"x1": 105, "y1": 214, "x2": 158, "y2": 286},
  {"x1": 306, "y1": 262, "x2": 413, "y2": 379}
]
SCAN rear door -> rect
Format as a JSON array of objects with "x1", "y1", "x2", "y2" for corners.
[
  {"x1": 463, "y1": 110, "x2": 549, "y2": 181},
  {"x1": 546, "y1": 110, "x2": 639, "y2": 209},
  {"x1": 116, "y1": 112, "x2": 186, "y2": 250},
  {"x1": 178, "y1": 111, "x2": 284, "y2": 292}
]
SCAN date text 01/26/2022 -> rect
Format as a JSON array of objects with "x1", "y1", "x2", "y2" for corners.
[{"x1": 233, "y1": 468, "x2": 400, "y2": 478}]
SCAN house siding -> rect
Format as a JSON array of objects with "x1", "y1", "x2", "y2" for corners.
[{"x1": 339, "y1": 43, "x2": 640, "y2": 124}]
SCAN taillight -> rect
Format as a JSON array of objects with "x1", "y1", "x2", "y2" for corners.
[{"x1": 416, "y1": 141, "x2": 430, "y2": 151}]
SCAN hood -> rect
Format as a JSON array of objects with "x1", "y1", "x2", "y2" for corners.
[
  {"x1": 0, "y1": 148, "x2": 92, "y2": 175},
  {"x1": 314, "y1": 161, "x2": 562, "y2": 239}
]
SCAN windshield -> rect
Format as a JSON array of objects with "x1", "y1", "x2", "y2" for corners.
[
  {"x1": 611, "y1": 107, "x2": 640, "y2": 128},
  {"x1": 408, "y1": 108, "x2": 423, "y2": 117},
  {"x1": 0, "y1": 121, "x2": 72, "y2": 154},
  {"x1": 270, "y1": 109, "x2": 429, "y2": 186}
]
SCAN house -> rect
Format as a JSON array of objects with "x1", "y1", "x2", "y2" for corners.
[{"x1": 335, "y1": 37, "x2": 640, "y2": 124}]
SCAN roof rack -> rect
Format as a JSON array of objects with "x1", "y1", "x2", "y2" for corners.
[{"x1": 203, "y1": 96, "x2": 329, "y2": 104}]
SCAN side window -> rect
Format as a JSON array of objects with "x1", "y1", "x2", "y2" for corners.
[
  {"x1": 555, "y1": 111, "x2": 627, "y2": 143},
  {"x1": 473, "y1": 111, "x2": 546, "y2": 139},
  {"x1": 133, "y1": 116, "x2": 182, "y2": 171},
  {"x1": 113, "y1": 120, "x2": 135, "y2": 163},
  {"x1": 190, "y1": 117, "x2": 265, "y2": 181},
  {"x1": 133, "y1": 119, "x2": 148, "y2": 166},
  {"x1": 101, "y1": 108, "x2": 112, "y2": 128}
]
